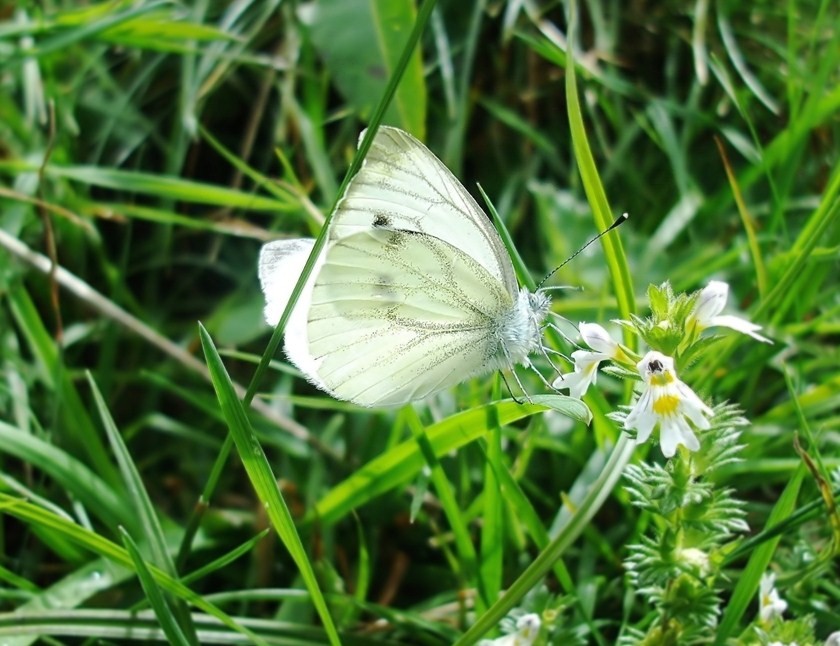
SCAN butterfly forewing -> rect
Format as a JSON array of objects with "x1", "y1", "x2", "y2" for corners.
[
  {"x1": 307, "y1": 229, "x2": 515, "y2": 406},
  {"x1": 330, "y1": 127, "x2": 519, "y2": 296}
]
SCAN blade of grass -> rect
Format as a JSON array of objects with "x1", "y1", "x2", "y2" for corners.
[
  {"x1": 120, "y1": 528, "x2": 193, "y2": 646},
  {"x1": 310, "y1": 396, "x2": 589, "y2": 526},
  {"x1": 0, "y1": 161, "x2": 295, "y2": 211},
  {"x1": 403, "y1": 407, "x2": 484, "y2": 609},
  {"x1": 455, "y1": 1, "x2": 639, "y2": 639},
  {"x1": 6, "y1": 284, "x2": 120, "y2": 488},
  {"x1": 453, "y1": 435, "x2": 635, "y2": 645},
  {"x1": 198, "y1": 323, "x2": 340, "y2": 646},
  {"x1": 714, "y1": 463, "x2": 805, "y2": 642},
  {"x1": 0, "y1": 422, "x2": 133, "y2": 532},
  {"x1": 87, "y1": 373, "x2": 196, "y2": 642},
  {"x1": 714, "y1": 137, "x2": 768, "y2": 297},
  {"x1": 177, "y1": 0, "x2": 437, "y2": 572},
  {"x1": 478, "y1": 401, "x2": 504, "y2": 612},
  {"x1": 0, "y1": 494, "x2": 266, "y2": 645}
]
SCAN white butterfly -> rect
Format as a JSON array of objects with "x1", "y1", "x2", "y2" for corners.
[{"x1": 258, "y1": 126, "x2": 554, "y2": 407}]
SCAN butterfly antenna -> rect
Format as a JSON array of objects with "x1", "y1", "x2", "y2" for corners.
[{"x1": 537, "y1": 212, "x2": 629, "y2": 289}]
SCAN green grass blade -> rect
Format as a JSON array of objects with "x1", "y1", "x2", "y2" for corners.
[
  {"x1": 245, "y1": 0, "x2": 437, "y2": 411},
  {"x1": 714, "y1": 464, "x2": 805, "y2": 642},
  {"x1": 0, "y1": 421, "x2": 133, "y2": 532},
  {"x1": 120, "y1": 528, "x2": 193, "y2": 646},
  {"x1": 564, "y1": 2, "x2": 636, "y2": 329},
  {"x1": 7, "y1": 285, "x2": 121, "y2": 489},
  {"x1": 2, "y1": 559, "x2": 132, "y2": 646},
  {"x1": 454, "y1": 436, "x2": 635, "y2": 644},
  {"x1": 87, "y1": 373, "x2": 197, "y2": 642},
  {"x1": 197, "y1": 323, "x2": 341, "y2": 646},
  {"x1": 311, "y1": 397, "x2": 587, "y2": 526},
  {"x1": 0, "y1": 494, "x2": 266, "y2": 645},
  {"x1": 403, "y1": 408, "x2": 482, "y2": 607},
  {"x1": 306, "y1": 0, "x2": 427, "y2": 137},
  {"x1": 182, "y1": 529, "x2": 270, "y2": 587},
  {"x1": 0, "y1": 161, "x2": 296, "y2": 212},
  {"x1": 478, "y1": 409, "x2": 504, "y2": 611}
]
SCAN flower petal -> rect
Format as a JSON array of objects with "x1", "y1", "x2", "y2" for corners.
[
  {"x1": 692, "y1": 281, "x2": 728, "y2": 325},
  {"x1": 579, "y1": 322, "x2": 619, "y2": 355},
  {"x1": 711, "y1": 314, "x2": 773, "y2": 343}
]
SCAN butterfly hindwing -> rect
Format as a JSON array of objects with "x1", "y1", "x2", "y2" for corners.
[{"x1": 307, "y1": 228, "x2": 515, "y2": 406}]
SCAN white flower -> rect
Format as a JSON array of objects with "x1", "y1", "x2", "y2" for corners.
[
  {"x1": 688, "y1": 280, "x2": 772, "y2": 343},
  {"x1": 553, "y1": 323, "x2": 623, "y2": 398},
  {"x1": 825, "y1": 632, "x2": 840, "y2": 646},
  {"x1": 624, "y1": 351, "x2": 712, "y2": 458},
  {"x1": 479, "y1": 613, "x2": 541, "y2": 646},
  {"x1": 579, "y1": 322, "x2": 620, "y2": 355},
  {"x1": 553, "y1": 350, "x2": 604, "y2": 398},
  {"x1": 759, "y1": 572, "x2": 787, "y2": 622},
  {"x1": 678, "y1": 547, "x2": 710, "y2": 576}
]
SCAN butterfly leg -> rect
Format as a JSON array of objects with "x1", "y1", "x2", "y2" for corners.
[{"x1": 500, "y1": 371, "x2": 527, "y2": 404}]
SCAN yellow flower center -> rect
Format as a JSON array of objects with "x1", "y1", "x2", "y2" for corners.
[
  {"x1": 652, "y1": 393, "x2": 680, "y2": 416},
  {"x1": 650, "y1": 371, "x2": 674, "y2": 387}
]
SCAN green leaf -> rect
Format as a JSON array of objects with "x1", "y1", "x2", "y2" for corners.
[{"x1": 304, "y1": 0, "x2": 427, "y2": 137}]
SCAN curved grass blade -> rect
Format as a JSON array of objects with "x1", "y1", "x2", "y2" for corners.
[
  {"x1": 0, "y1": 494, "x2": 265, "y2": 644},
  {"x1": 120, "y1": 528, "x2": 193, "y2": 646},
  {"x1": 87, "y1": 373, "x2": 196, "y2": 642},
  {"x1": 454, "y1": 1, "x2": 638, "y2": 640},
  {"x1": 311, "y1": 397, "x2": 587, "y2": 527},
  {"x1": 198, "y1": 323, "x2": 340, "y2": 646}
]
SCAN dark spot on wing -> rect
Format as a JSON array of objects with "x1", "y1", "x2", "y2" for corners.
[
  {"x1": 373, "y1": 213, "x2": 391, "y2": 228},
  {"x1": 373, "y1": 274, "x2": 399, "y2": 302}
]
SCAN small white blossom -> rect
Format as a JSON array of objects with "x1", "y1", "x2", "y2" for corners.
[
  {"x1": 553, "y1": 323, "x2": 623, "y2": 398},
  {"x1": 579, "y1": 322, "x2": 620, "y2": 355},
  {"x1": 479, "y1": 613, "x2": 541, "y2": 646},
  {"x1": 624, "y1": 351, "x2": 712, "y2": 458},
  {"x1": 553, "y1": 350, "x2": 604, "y2": 398},
  {"x1": 825, "y1": 632, "x2": 840, "y2": 646},
  {"x1": 759, "y1": 572, "x2": 787, "y2": 622},
  {"x1": 678, "y1": 547, "x2": 710, "y2": 576},
  {"x1": 688, "y1": 280, "x2": 772, "y2": 343}
]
